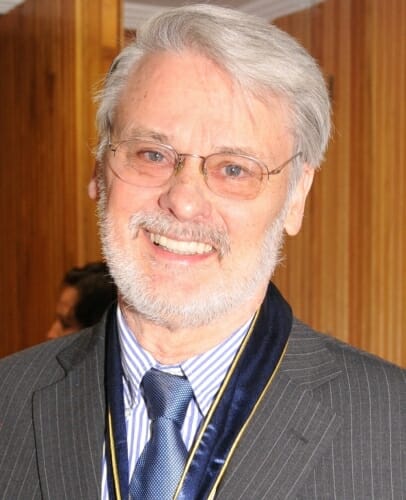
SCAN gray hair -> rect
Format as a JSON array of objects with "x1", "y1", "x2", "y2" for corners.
[{"x1": 95, "y1": 4, "x2": 331, "y2": 173}]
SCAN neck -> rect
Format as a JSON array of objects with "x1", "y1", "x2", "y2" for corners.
[{"x1": 119, "y1": 293, "x2": 265, "y2": 365}]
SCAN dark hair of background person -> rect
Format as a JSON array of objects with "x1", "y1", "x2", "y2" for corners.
[
  {"x1": 63, "y1": 261, "x2": 117, "y2": 327},
  {"x1": 47, "y1": 261, "x2": 117, "y2": 339}
]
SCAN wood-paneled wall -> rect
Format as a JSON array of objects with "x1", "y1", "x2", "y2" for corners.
[
  {"x1": 0, "y1": 0, "x2": 404, "y2": 367},
  {"x1": 273, "y1": 0, "x2": 406, "y2": 366},
  {"x1": 0, "y1": 0, "x2": 121, "y2": 355}
]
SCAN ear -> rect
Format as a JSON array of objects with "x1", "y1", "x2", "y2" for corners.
[
  {"x1": 283, "y1": 164, "x2": 315, "y2": 236},
  {"x1": 87, "y1": 162, "x2": 99, "y2": 201}
]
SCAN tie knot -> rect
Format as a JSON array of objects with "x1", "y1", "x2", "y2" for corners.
[{"x1": 142, "y1": 368, "x2": 193, "y2": 425}]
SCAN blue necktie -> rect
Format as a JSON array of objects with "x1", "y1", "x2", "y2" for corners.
[{"x1": 129, "y1": 368, "x2": 193, "y2": 500}]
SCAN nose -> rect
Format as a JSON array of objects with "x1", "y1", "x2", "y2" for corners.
[
  {"x1": 47, "y1": 320, "x2": 61, "y2": 339},
  {"x1": 158, "y1": 156, "x2": 212, "y2": 222}
]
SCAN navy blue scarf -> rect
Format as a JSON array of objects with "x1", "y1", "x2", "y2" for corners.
[{"x1": 105, "y1": 281, "x2": 292, "y2": 499}]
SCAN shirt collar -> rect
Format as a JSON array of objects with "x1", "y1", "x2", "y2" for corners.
[{"x1": 116, "y1": 306, "x2": 252, "y2": 415}]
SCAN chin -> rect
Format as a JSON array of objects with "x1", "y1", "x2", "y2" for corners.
[{"x1": 100, "y1": 204, "x2": 287, "y2": 330}]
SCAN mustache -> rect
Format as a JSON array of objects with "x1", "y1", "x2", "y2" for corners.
[{"x1": 128, "y1": 211, "x2": 231, "y2": 257}]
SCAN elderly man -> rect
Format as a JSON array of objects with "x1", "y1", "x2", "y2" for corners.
[{"x1": 0, "y1": 5, "x2": 404, "y2": 500}]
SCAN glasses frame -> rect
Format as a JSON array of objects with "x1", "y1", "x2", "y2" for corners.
[{"x1": 108, "y1": 137, "x2": 302, "y2": 200}]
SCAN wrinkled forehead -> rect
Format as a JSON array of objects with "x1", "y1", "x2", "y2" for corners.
[{"x1": 111, "y1": 50, "x2": 294, "y2": 153}]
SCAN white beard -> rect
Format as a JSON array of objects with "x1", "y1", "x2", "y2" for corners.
[{"x1": 98, "y1": 200, "x2": 286, "y2": 330}]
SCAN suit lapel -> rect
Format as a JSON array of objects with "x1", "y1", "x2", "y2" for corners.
[
  {"x1": 216, "y1": 320, "x2": 343, "y2": 499},
  {"x1": 177, "y1": 282, "x2": 293, "y2": 499},
  {"x1": 33, "y1": 322, "x2": 106, "y2": 500}
]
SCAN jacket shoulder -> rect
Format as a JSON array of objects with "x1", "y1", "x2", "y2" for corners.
[
  {"x1": 0, "y1": 322, "x2": 106, "y2": 499},
  {"x1": 290, "y1": 318, "x2": 405, "y2": 379},
  {"x1": 0, "y1": 322, "x2": 105, "y2": 405}
]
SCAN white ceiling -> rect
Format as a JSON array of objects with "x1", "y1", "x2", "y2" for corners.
[
  {"x1": 124, "y1": 0, "x2": 324, "y2": 29},
  {"x1": 0, "y1": 0, "x2": 25, "y2": 14},
  {"x1": 0, "y1": 0, "x2": 324, "y2": 28}
]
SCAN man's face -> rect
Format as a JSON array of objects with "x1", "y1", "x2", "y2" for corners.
[
  {"x1": 47, "y1": 285, "x2": 81, "y2": 339},
  {"x1": 98, "y1": 50, "x2": 313, "y2": 330}
]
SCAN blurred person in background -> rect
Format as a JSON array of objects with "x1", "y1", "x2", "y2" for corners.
[{"x1": 47, "y1": 261, "x2": 117, "y2": 338}]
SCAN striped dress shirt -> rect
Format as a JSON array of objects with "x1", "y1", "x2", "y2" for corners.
[{"x1": 101, "y1": 306, "x2": 251, "y2": 499}]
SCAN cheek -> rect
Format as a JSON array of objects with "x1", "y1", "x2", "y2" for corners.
[
  {"x1": 105, "y1": 178, "x2": 160, "y2": 217},
  {"x1": 225, "y1": 202, "x2": 280, "y2": 244},
  {"x1": 224, "y1": 217, "x2": 264, "y2": 261}
]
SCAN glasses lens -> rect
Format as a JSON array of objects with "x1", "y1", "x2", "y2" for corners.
[
  {"x1": 205, "y1": 154, "x2": 264, "y2": 199},
  {"x1": 110, "y1": 140, "x2": 176, "y2": 186}
]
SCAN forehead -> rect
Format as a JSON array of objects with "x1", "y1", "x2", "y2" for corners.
[
  {"x1": 113, "y1": 50, "x2": 293, "y2": 157},
  {"x1": 57, "y1": 286, "x2": 78, "y2": 314}
]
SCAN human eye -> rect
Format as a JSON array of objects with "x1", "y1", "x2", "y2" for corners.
[
  {"x1": 223, "y1": 163, "x2": 247, "y2": 178},
  {"x1": 213, "y1": 156, "x2": 256, "y2": 180},
  {"x1": 116, "y1": 140, "x2": 169, "y2": 165},
  {"x1": 58, "y1": 316, "x2": 75, "y2": 331},
  {"x1": 111, "y1": 139, "x2": 175, "y2": 186},
  {"x1": 127, "y1": 141, "x2": 172, "y2": 167},
  {"x1": 121, "y1": 140, "x2": 175, "y2": 181},
  {"x1": 140, "y1": 148, "x2": 167, "y2": 164}
]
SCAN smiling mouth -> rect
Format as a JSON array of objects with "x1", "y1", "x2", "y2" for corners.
[{"x1": 149, "y1": 232, "x2": 214, "y2": 255}]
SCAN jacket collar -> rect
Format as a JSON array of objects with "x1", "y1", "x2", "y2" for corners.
[
  {"x1": 176, "y1": 282, "x2": 293, "y2": 499},
  {"x1": 215, "y1": 319, "x2": 343, "y2": 499}
]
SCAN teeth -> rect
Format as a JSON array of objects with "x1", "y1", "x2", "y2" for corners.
[{"x1": 149, "y1": 233, "x2": 213, "y2": 255}]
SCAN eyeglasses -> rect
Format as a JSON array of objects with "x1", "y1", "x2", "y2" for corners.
[{"x1": 108, "y1": 138, "x2": 302, "y2": 200}]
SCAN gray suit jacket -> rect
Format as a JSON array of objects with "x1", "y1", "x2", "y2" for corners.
[{"x1": 0, "y1": 317, "x2": 405, "y2": 499}]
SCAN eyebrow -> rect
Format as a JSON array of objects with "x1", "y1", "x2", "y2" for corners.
[{"x1": 125, "y1": 127, "x2": 170, "y2": 144}]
